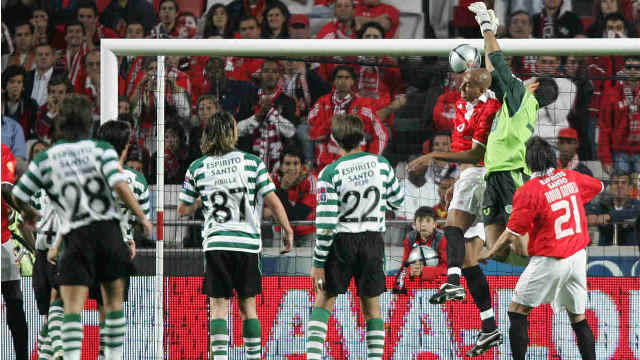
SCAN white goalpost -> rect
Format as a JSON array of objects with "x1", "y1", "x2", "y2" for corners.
[{"x1": 99, "y1": 37, "x2": 640, "y2": 359}]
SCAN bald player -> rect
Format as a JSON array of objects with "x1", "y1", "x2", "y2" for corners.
[{"x1": 409, "y1": 68, "x2": 503, "y2": 356}]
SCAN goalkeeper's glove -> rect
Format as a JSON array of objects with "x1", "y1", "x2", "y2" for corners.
[{"x1": 468, "y1": 2, "x2": 498, "y2": 36}]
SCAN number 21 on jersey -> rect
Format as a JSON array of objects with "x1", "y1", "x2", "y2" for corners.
[{"x1": 550, "y1": 194, "x2": 582, "y2": 239}]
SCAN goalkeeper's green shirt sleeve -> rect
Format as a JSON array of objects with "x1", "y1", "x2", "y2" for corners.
[{"x1": 489, "y1": 50, "x2": 526, "y2": 117}]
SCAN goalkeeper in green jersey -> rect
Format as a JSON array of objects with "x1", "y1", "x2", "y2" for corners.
[{"x1": 468, "y1": 2, "x2": 558, "y2": 266}]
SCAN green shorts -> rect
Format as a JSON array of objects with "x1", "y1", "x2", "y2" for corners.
[{"x1": 482, "y1": 169, "x2": 529, "y2": 226}]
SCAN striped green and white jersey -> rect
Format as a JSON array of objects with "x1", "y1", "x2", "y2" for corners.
[
  {"x1": 179, "y1": 151, "x2": 276, "y2": 253},
  {"x1": 116, "y1": 166, "x2": 150, "y2": 243},
  {"x1": 31, "y1": 190, "x2": 61, "y2": 250},
  {"x1": 12, "y1": 139, "x2": 127, "y2": 235},
  {"x1": 314, "y1": 152, "x2": 404, "y2": 267}
]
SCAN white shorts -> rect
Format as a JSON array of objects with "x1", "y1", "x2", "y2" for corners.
[
  {"x1": 1, "y1": 241, "x2": 20, "y2": 282},
  {"x1": 448, "y1": 166, "x2": 486, "y2": 220},
  {"x1": 464, "y1": 222, "x2": 485, "y2": 242},
  {"x1": 513, "y1": 249, "x2": 587, "y2": 314}
]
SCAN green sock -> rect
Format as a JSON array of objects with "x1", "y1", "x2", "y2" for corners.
[
  {"x1": 243, "y1": 318, "x2": 261, "y2": 360},
  {"x1": 99, "y1": 321, "x2": 105, "y2": 357},
  {"x1": 38, "y1": 322, "x2": 52, "y2": 359},
  {"x1": 48, "y1": 300, "x2": 64, "y2": 355},
  {"x1": 104, "y1": 310, "x2": 126, "y2": 359},
  {"x1": 366, "y1": 318, "x2": 385, "y2": 359},
  {"x1": 62, "y1": 313, "x2": 83, "y2": 360},
  {"x1": 210, "y1": 319, "x2": 229, "y2": 360},
  {"x1": 306, "y1": 307, "x2": 331, "y2": 360}
]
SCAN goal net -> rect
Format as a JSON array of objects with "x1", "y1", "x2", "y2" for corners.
[{"x1": 2, "y1": 38, "x2": 640, "y2": 360}]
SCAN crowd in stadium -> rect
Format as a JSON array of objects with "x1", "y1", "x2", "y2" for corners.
[{"x1": 1, "y1": 0, "x2": 639, "y2": 247}]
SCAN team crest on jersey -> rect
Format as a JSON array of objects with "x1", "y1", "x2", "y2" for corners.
[
  {"x1": 456, "y1": 123, "x2": 465, "y2": 132},
  {"x1": 504, "y1": 205, "x2": 512, "y2": 214},
  {"x1": 6, "y1": 161, "x2": 14, "y2": 175},
  {"x1": 483, "y1": 207, "x2": 491, "y2": 216}
]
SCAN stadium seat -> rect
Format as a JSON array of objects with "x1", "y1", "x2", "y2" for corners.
[{"x1": 397, "y1": 12, "x2": 423, "y2": 39}]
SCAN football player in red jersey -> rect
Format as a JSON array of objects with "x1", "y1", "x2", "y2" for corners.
[
  {"x1": 482, "y1": 136, "x2": 601, "y2": 360},
  {"x1": 408, "y1": 68, "x2": 503, "y2": 356},
  {"x1": 1, "y1": 144, "x2": 32, "y2": 360}
]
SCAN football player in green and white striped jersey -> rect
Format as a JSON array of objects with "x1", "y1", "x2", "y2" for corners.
[
  {"x1": 92, "y1": 119, "x2": 150, "y2": 360},
  {"x1": 177, "y1": 111, "x2": 293, "y2": 360},
  {"x1": 11, "y1": 94, "x2": 152, "y2": 360},
  {"x1": 306, "y1": 114, "x2": 404, "y2": 360}
]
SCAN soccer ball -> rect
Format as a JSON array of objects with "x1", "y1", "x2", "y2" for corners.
[
  {"x1": 407, "y1": 245, "x2": 439, "y2": 267},
  {"x1": 449, "y1": 44, "x2": 481, "y2": 73}
]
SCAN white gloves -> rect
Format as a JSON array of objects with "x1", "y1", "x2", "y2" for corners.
[{"x1": 468, "y1": 2, "x2": 499, "y2": 36}]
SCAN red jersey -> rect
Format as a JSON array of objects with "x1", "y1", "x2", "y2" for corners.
[
  {"x1": 1, "y1": 145, "x2": 17, "y2": 244},
  {"x1": 432, "y1": 89, "x2": 460, "y2": 132},
  {"x1": 225, "y1": 57, "x2": 263, "y2": 82},
  {"x1": 308, "y1": 91, "x2": 388, "y2": 171},
  {"x1": 354, "y1": 3, "x2": 400, "y2": 38},
  {"x1": 399, "y1": 230, "x2": 447, "y2": 282},
  {"x1": 315, "y1": 21, "x2": 358, "y2": 39},
  {"x1": 452, "y1": 91, "x2": 500, "y2": 162},
  {"x1": 271, "y1": 172, "x2": 317, "y2": 236},
  {"x1": 597, "y1": 81, "x2": 640, "y2": 165},
  {"x1": 507, "y1": 169, "x2": 603, "y2": 258}
]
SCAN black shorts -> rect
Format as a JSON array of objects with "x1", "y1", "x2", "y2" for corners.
[
  {"x1": 203, "y1": 250, "x2": 262, "y2": 299},
  {"x1": 32, "y1": 250, "x2": 59, "y2": 315},
  {"x1": 89, "y1": 276, "x2": 132, "y2": 306},
  {"x1": 325, "y1": 232, "x2": 386, "y2": 298},
  {"x1": 482, "y1": 170, "x2": 529, "y2": 226},
  {"x1": 57, "y1": 220, "x2": 133, "y2": 287}
]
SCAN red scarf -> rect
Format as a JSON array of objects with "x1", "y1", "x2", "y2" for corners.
[
  {"x1": 252, "y1": 79, "x2": 286, "y2": 170},
  {"x1": 358, "y1": 64, "x2": 381, "y2": 99},
  {"x1": 254, "y1": 79, "x2": 284, "y2": 116},
  {"x1": 283, "y1": 72, "x2": 311, "y2": 117},
  {"x1": 65, "y1": 43, "x2": 88, "y2": 85},
  {"x1": 331, "y1": 91, "x2": 353, "y2": 115}
]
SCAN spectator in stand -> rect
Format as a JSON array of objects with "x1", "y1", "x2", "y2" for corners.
[
  {"x1": 176, "y1": 12, "x2": 198, "y2": 39},
  {"x1": 188, "y1": 95, "x2": 219, "y2": 163},
  {"x1": 2, "y1": 66, "x2": 38, "y2": 140},
  {"x1": 586, "y1": 0, "x2": 635, "y2": 38},
  {"x1": 308, "y1": 65, "x2": 388, "y2": 171},
  {"x1": 119, "y1": 95, "x2": 131, "y2": 115},
  {"x1": 354, "y1": 0, "x2": 399, "y2": 38},
  {"x1": 150, "y1": 120, "x2": 189, "y2": 184},
  {"x1": 3, "y1": 0, "x2": 45, "y2": 32},
  {"x1": 125, "y1": 142, "x2": 150, "y2": 176},
  {"x1": 76, "y1": 1, "x2": 119, "y2": 48},
  {"x1": 632, "y1": 173, "x2": 640, "y2": 200},
  {"x1": 4, "y1": 22, "x2": 36, "y2": 71},
  {"x1": 1, "y1": 95, "x2": 28, "y2": 162},
  {"x1": 30, "y1": 8, "x2": 55, "y2": 46},
  {"x1": 354, "y1": 22, "x2": 406, "y2": 132},
  {"x1": 74, "y1": 49, "x2": 100, "y2": 113},
  {"x1": 150, "y1": 0, "x2": 180, "y2": 38},
  {"x1": 194, "y1": 56, "x2": 258, "y2": 121},
  {"x1": 556, "y1": 128, "x2": 593, "y2": 176},
  {"x1": 267, "y1": 147, "x2": 317, "y2": 248},
  {"x1": 262, "y1": 2, "x2": 290, "y2": 38},
  {"x1": 120, "y1": 21, "x2": 146, "y2": 95},
  {"x1": 281, "y1": 58, "x2": 331, "y2": 164},
  {"x1": 316, "y1": 0, "x2": 358, "y2": 39},
  {"x1": 130, "y1": 56, "x2": 191, "y2": 131},
  {"x1": 393, "y1": 207, "x2": 447, "y2": 294},
  {"x1": 587, "y1": 171, "x2": 640, "y2": 245},
  {"x1": 288, "y1": 14, "x2": 311, "y2": 39},
  {"x1": 507, "y1": 11, "x2": 536, "y2": 73},
  {"x1": 237, "y1": 59, "x2": 298, "y2": 170},
  {"x1": 534, "y1": 55, "x2": 573, "y2": 146},
  {"x1": 226, "y1": 0, "x2": 286, "y2": 29},
  {"x1": 432, "y1": 177, "x2": 455, "y2": 225},
  {"x1": 532, "y1": 0, "x2": 583, "y2": 38},
  {"x1": 100, "y1": 0, "x2": 157, "y2": 35},
  {"x1": 198, "y1": 4, "x2": 234, "y2": 38},
  {"x1": 400, "y1": 131, "x2": 458, "y2": 219},
  {"x1": 25, "y1": 43, "x2": 66, "y2": 107},
  {"x1": 57, "y1": 21, "x2": 89, "y2": 85},
  {"x1": 225, "y1": 16, "x2": 263, "y2": 82},
  {"x1": 599, "y1": 56, "x2": 640, "y2": 175},
  {"x1": 564, "y1": 56, "x2": 596, "y2": 160},
  {"x1": 432, "y1": 72, "x2": 463, "y2": 132},
  {"x1": 34, "y1": 75, "x2": 72, "y2": 142}
]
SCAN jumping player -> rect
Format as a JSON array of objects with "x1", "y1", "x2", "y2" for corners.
[
  {"x1": 481, "y1": 136, "x2": 600, "y2": 360},
  {"x1": 12, "y1": 94, "x2": 152, "y2": 360},
  {"x1": 177, "y1": 111, "x2": 294, "y2": 360},
  {"x1": 306, "y1": 114, "x2": 404, "y2": 360},
  {"x1": 408, "y1": 68, "x2": 503, "y2": 355}
]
